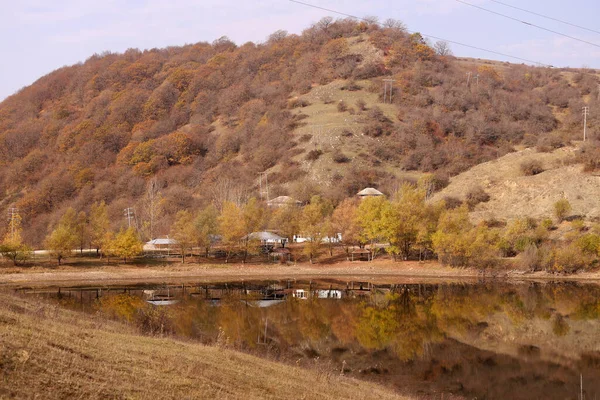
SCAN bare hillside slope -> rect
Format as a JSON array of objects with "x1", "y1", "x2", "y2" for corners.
[{"x1": 431, "y1": 147, "x2": 600, "y2": 221}]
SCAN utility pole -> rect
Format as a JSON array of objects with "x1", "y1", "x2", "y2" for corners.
[
  {"x1": 124, "y1": 208, "x2": 134, "y2": 228},
  {"x1": 258, "y1": 172, "x2": 269, "y2": 202},
  {"x1": 466, "y1": 72, "x2": 472, "y2": 86},
  {"x1": 382, "y1": 78, "x2": 395, "y2": 104},
  {"x1": 583, "y1": 106, "x2": 590, "y2": 142}
]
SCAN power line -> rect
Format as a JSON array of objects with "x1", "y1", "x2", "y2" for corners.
[
  {"x1": 489, "y1": 0, "x2": 600, "y2": 36},
  {"x1": 287, "y1": 0, "x2": 552, "y2": 67},
  {"x1": 455, "y1": 0, "x2": 600, "y2": 49}
]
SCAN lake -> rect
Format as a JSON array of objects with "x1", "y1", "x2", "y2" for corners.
[{"x1": 19, "y1": 279, "x2": 600, "y2": 399}]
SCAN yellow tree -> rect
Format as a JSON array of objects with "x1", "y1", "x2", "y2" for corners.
[
  {"x1": 218, "y1": 202, "x2": 245, "y2": 262},
  {"x1": 357, "y1": 196, "x2": 388, "y2": 259},
  {"x1": 171, "y1": 210, "x2": 196, "y2": 263},
  {"x1": 331, "y1": 198, "x2": 361, "y2": 259},
  {"x1": 381, "y1": 184, "x2": 426, "y2": 260},
  {"x1": 194, "y1": 204, "x2": 219, "y2": 257},
  {"x1": 269, "y1": 204, "x2": 300, "y2": 242},
  {"x1": 89, "y1": 201, "x2": 110, "y2": 257},
  {"x1": 241, "y1": 198, "x2": 268, "y2": 262},
  {"x1": 111, "y1": 227, "x2": 143, "y2": 263},
  {"x1": 432, "y1": 205, "x2": 498, "y2": 268},
  {"x1": 0, "y1": 210, "x2": 31, "y2": 265},
  {"x1": 300, "y1": 196, "x2": 333, "y2": 263},
  {"x1": 44, "y1": 208, "x2": 79, "y2": 265}
]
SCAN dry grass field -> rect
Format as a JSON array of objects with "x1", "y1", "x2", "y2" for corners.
[{"x1": 0, "y1": 291, "x2": 408, "y2": 400}]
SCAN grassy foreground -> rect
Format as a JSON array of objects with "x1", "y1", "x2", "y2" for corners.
[{"x1": 0, "y1": 292, "x2": 406, "y2": 400}]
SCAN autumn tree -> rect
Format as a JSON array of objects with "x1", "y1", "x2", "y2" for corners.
[
  {"x1": 111, "y1": 227, "x2": 143, "y2": 263},
  {"x1": 331, "y1": 198, "x2": 361, "y2": 259},
  {"x1": 44, "y1": 208, "x2": 79, "y2": 265},
  {"x1": 300, "y1": 196, "x2": 333, "y2": 263},
  {"x1": 0, "y1": 210, "x2": 31, "y2": 265},
  {"x1": 269, "y1": 204, "x2": 300, "y2": 242},
  {"x1": 357, "y1": 196, "x2": 388, "y2": 259},
  {"x1": 381, "y1": 184, "x2": 426, "y2": 260},
  {"x1": 241, "y1": 198, "x2": 268, "y2": 262},
  {"x1": 218, "y1": 202, "x2": 245, "y2": 262},
  {"x1": 431, "y1": 205, "x2": 498, "y2": 269},
  {"x1": 170, "y1": 210, "x2": 196, "y2": 263},
  {"x1": 75, "y1": 211, "x2": 88, "y2": 254},
  {"x1": 140, "y1": 178, "x2": 164, "y2": 241},
  {"x1": 89, "y1": 201, "x2": 111, "y2": 257},
  {"x1": 194, "y1": 204, "x2": 219, "y2": 257}
]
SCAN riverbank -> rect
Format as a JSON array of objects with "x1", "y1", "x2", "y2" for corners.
[
  {"x1": 2, "y1": 260, "x2": 600, "y2": 287},
  {"x1": 0, "y1": 291, "x2": 406, "y2": 400}
]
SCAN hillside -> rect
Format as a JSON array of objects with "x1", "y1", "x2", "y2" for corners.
[
  {"x1": 0, "y1": 17, "x2": 598, "y2": 245},
  {"x1": 0, "y1": 292, "x2": 406, "y2": 399},
  {"x1": 431, "y1": 146, "x2": 600, "y2": 222}
]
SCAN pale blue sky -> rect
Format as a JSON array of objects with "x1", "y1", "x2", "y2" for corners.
[{"x1": 1, "y1": 0, "x2": 600, "y2": 101}]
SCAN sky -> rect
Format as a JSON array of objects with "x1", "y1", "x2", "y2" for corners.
[{"x1": 1, "y1": 0, "x2": 600, "y2": 101}]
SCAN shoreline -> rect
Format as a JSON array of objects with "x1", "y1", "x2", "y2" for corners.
[{"x1": 2, "y1": 260, "x2": 600, "y2": 287}]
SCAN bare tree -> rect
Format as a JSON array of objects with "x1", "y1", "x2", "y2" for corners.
[
  {"x1": 383, "y1": 18, "x2": 406, "y2": 31},
  {"x1": 434, "y1": 40, "x2": 453, "y2": 56},
  {"x1": 315, "y1": 16, "x2": 334, "y2": 32},
  {"x1": 140, "y1": 178, "x2": 164, "y2": 241},
  {"x1": 209, "y1": 177, "x2": 248, "y2": 211},
  {"x1": 267, "y1": 30, "x2": 288, "y2": 43}
]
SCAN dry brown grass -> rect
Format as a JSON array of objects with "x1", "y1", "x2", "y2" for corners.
[{"x1": 0, "y1": 292, "x2": 408, "y2": 400}]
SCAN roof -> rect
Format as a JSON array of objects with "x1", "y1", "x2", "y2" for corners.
[
  {"x1": 244, "y1": 231, "x2": 287, "y2": 242},
  {"x1": 267, "y1": 196, "x2": 301, "y2": 205},
  {"x1": 146, "y1": 238, "x2": 178, "y2": 245},
  {"x1": 357, "y1": 187, "x2": 384, "y2": 197}
]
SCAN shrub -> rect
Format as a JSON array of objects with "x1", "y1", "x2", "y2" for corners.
[
  {"x1": 443, "y1": 196, "x2": 463, "y2": 209},
  {"x1": 577, "y1": 140, "x2": 600, "y2": 172},
  {"x1": 287, "y1": 98, "x2": 311, "y2": 108},
  {"x1": 552, "y1": 315, "x2": 570, "y2": 337},
  {"x1": 305, "y1": 149, "x2": 323, "y2": 161},
  {"x1": 466, "y1": 186, "x2": 490, "y2": 210},
  {"x1": 549, "y1": 243, "x2": 592, "y2": 273},
  {"x1": 520, "y1": 159, "x2": 544, "y2": 176},
  {"x1": 337, "y1": 100, "x2": 348, "y2": 112},
  {"x1": 553, "y1": 198, "x2": 572, "y2": 222},
  {"x1": 299, "y1": 133, "x2": 312, "y2": 143},
  {"x1": 332, "y1": 151, "x2": 350, "y2": 163},
  {"x1": 356, "y1": 99, "x2": 367, "y2": 111}
]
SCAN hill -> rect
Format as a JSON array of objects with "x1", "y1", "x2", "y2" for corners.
[
  {"x1": 0, "y1": 17, "x2": 598, "y2": 245},
  {"x1": 431, "y1": 146, "x2": 600, "y2": 222},
  {"x1": 0, "y1": 291, "x2": 406, "y2": 399}
]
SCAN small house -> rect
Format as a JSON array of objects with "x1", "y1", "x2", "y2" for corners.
[
  {"x1": 357, "y1": 187, "x2": 384, "y2": 199},
  {"x1": 267, "y1": 196, "x2": 302, "y2": 208},
  {"x1": 144, "y1": 237, "x2": 178, "y2": 251}
]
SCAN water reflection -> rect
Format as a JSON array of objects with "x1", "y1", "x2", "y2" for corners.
[{"x1": 20, "y1": 281, "x2": 600, "y2": 399}]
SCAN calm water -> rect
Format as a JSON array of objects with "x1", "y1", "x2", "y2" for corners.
[{"x1": 20, "y1": 280, "x2": 600, "y2": 399}]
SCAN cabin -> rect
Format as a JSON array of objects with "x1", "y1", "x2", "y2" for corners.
[
  {"x1": 357, "y1": 187, "x2": 384, "y2": 199},
  {"x1": 144, "y1": 237, "x2": 178, "y2": 251},
  {"x1": 267, "y1": 196, "x2": 302, "y2": 208},
  {"x1": 351, "y1": 248, "x2": 372, "y2": 261}
]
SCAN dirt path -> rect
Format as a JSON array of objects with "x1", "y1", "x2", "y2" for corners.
[{"x1": 2, "y1": 260, "x2": 600, "y2": 287}]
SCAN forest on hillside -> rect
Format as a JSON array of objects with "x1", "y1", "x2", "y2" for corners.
[{"x1": 0, "y1": 16, "x2": 599, "y2": 245}]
